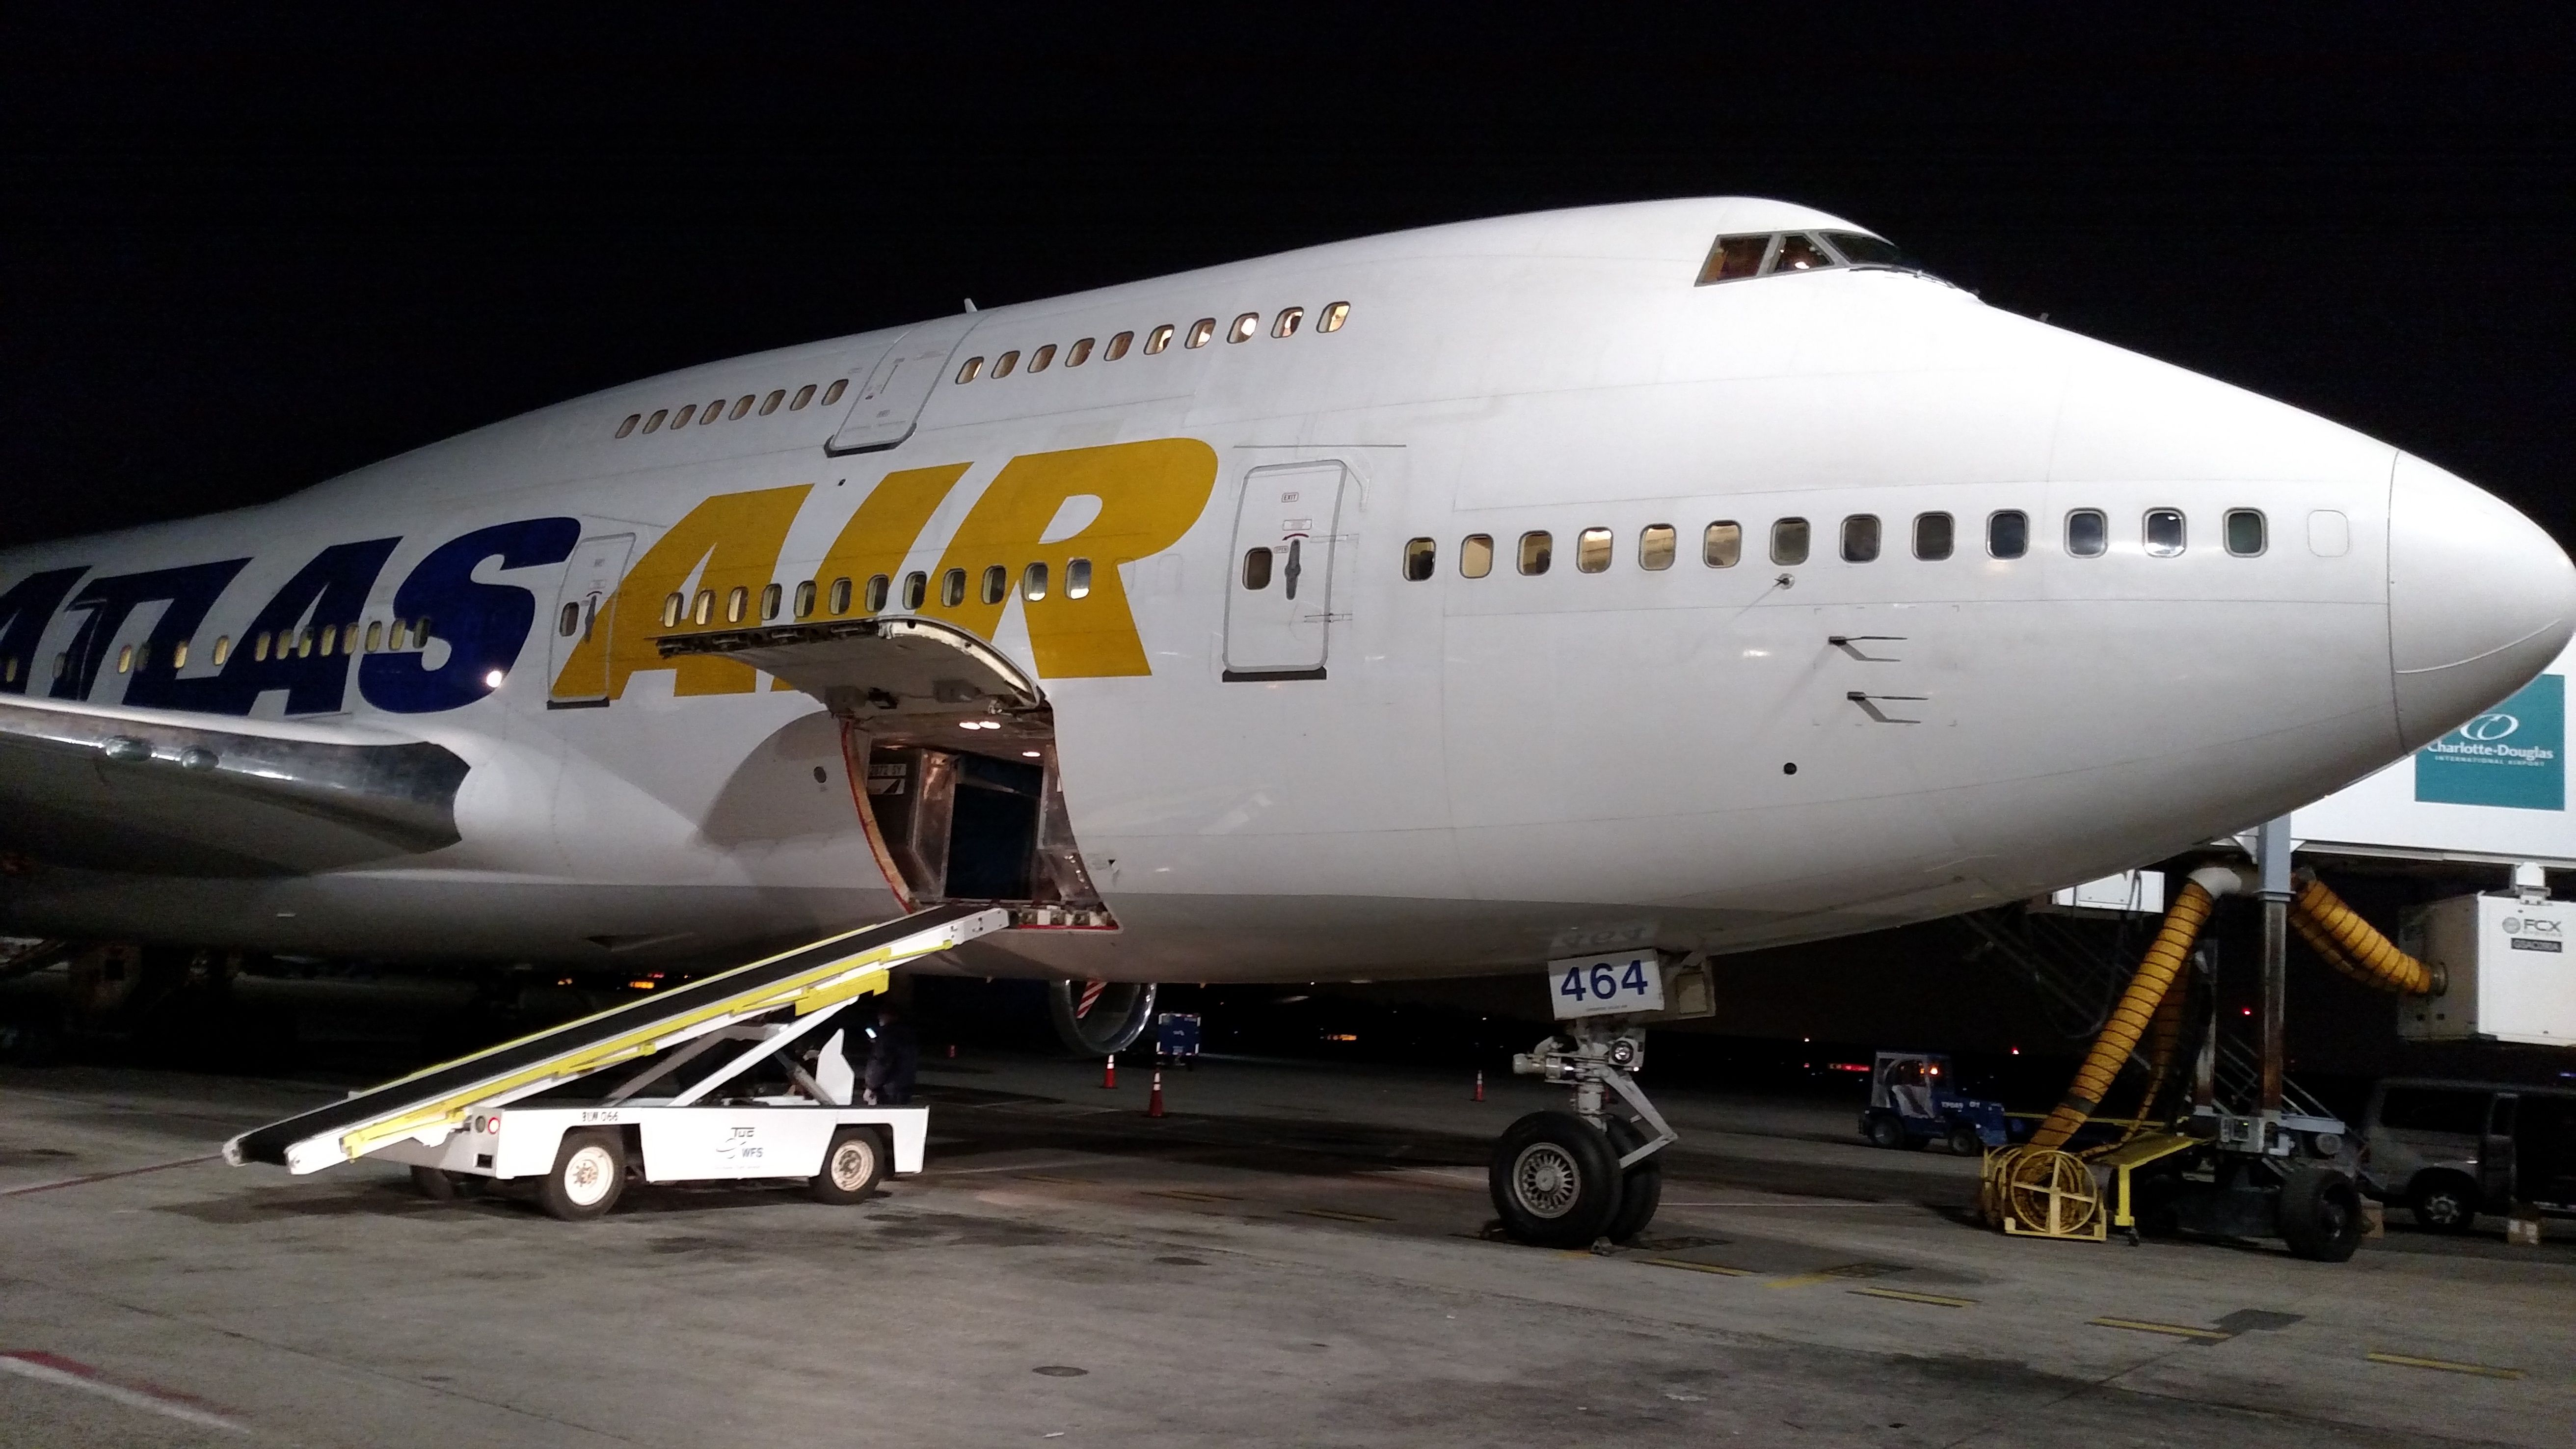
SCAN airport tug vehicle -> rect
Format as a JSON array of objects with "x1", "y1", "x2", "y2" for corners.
[
  {"x1": 227, "y1": 906, "x2": 1003, "y2": 1221},
  {"x1": 1492, "y1": 941, "x2": 1717, "y2": 1247},
  {"x1": 1860, "y1": 1051, "x2": 2011, "y2": 1155}
]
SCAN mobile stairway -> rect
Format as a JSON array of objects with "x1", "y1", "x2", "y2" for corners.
[{"x1": 225, "y1": 904, "x2": 1007, "y2": 1220}]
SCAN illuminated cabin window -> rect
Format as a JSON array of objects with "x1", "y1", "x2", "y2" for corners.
[
  {"x1": 1459, "y1": 534, "x2": 1494, "y2": 578},
  {"x1": 820, "y1": 380, "x2": 846, "y2": 405},
  {"x1": 663, "y1": 593, "x2": 685, "y2": 628},
  {"x1": 54, "y1": 652, "x2": 68, "y2": 678},
  {"x1": 1144, "y1": 325, "x2": 1174, "y2": 355},
  {"x1": 1105, "y1": 331, "x2": 1133, "y2": 361},
  {"x1": 981, "y1": 565, "x2": 1008, "y2": 605},
  {"x1": 2226, "y1": 509, "x2": 2266, "y2": 557},
  {"x1": 359, "y1": 621, "x2": 379, "y2": 652},
  {"x1": 558, "y1": 602, "x2": 582, "y2": 637},
  {"x1": 1771, "y1": 518, "x2": 1810, "y2": 566},
  {"x1": 993, "y1": 351, "x2": 1020, "y2": 378},
  {"x1": 1696, "y1": 234, "x2": 1773, "y2": 284},
  {"x1": 790, "y1": 384, "x2": 817, "y2": 410},
  {"x1": 616, "y1": 414, "x2": 641, "y2": 438},
  {"x1": 670, "y1": 403, "x2": 697, "y2": 429},
  {"x1": 2066, "y1": 509, "x2": 2108, "y2": 558},
  {"x1": 323, "y1": 626, "x2": 342, "y2": 657},
  {"x1": 1576, "y1": 527, "x2": 1613, "y2": 573},
  {"x1": 1914, "y1": 512, "x2": 1954, "y2": 561},
  {"x1": 692, "y1": 590, "x2": 714, "y2": 626},
  {"x1": 298, "y1": 628, "x2": 316, "y2": 658},
  {"x1": 1067, "y1": 338, "x2": 1094, "y2": 366},
  {"x1": 2144, "y1": 508, "x2": 2186, "y2": 557},
  {"x1": 643, "y1": 409, "x2": 670, "y2": 434},
  {"x1": 1030, "y1": 344, "x2": 1057, "y2": 372},
  {"x1": 1638, "y1": 524, "x2": 1676, "y2": 570},
  {"x1": 699, "y1": 399, "x2": 723, "y2": 426},
  {"x1": 1841, "y1": 514, "x2": 1881, "y2": 563},
  {"x1": 903, "y1": 571, "x2": 928, "y2": 610},
  {"x1": 829, "y1": 577, "x2": 853, "y2": 615},
  {"x1": 1185, "y1": 318, "x2": 1216, "y2": 349},
  {"x1": 725, "y1": 587, "x2": 748, "y2": 623},
  {"x1": 1228, "y1": 312, "x2": 1259, "y2": 344},
  {"x1": 1272, "y1": 307, "x2": 1303, "y2": 339},
  {"x1": 172, "y1": 639, "x2": 189, "y2": 669},
  {"x1": 1988, "y1": 510, "x2": 2029, "y2": 559},
  {"x1": 1401, "y1": 537, "x2": 1435, "y2": 581},
  {"x1": 1021, "y1": 562, "x2": 1048, "y2": 600},
  {"x1": 760, "y1": 389, "x2": 786, "y2": 415},
  {"x1": 1318, "y1": 302, "x2": 1349, "y2": 332},
  {"x1": 761, "y1": 583, "x2": 782, "y2": 620},
  {"x1": 730, "y1": 395, "x2": 755, "y2": 420},
  {"x1": 212, "y1": 636, "x2": 231, "y2": 665},
  {"x1": 865, "y1": 574, "x2": 890, "y2": 613},
  {"x1": 795, "y1": 580, "x2": 816, "y2": 618},
  {"x1": 255, "y1": 633, "x2": 272, "y2": 662},
  {"x1": 1704, "y1": 521, "x2": 1742, "y2": 567},
  {"x1": 1, "y1": 658, "x2": 13, "y2": 685},
  {"x1": 1242, "y1": 548, "x2": 1273, "y2": 590},
  {"x1": 116, "y1": 644, "x2": 133, "y2": 674},
  {"x1": 940, "y1": 568, "x2": 967, "y2": 607},
  {"x1": 1518, "y1": 531, "x2": 1553, "y2": 576},
  {"x1": 1066, "y1": 559, "x2": 1093, "y2": 599}
]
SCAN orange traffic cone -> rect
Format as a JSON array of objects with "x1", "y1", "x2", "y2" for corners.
[
  {"x1": 1148, "y1": 1069, "x2": 1165, "y2": 1118},
  {"x1": 1101, "y1": 1052, "x2": 1117, "y2": 1089},
  {"x1": 1474, "y1": 1070, "x2": 1484, "y2": 1102}
]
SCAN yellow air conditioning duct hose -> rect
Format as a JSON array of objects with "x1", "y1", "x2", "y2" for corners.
[
  {"x1": 2026, "y1": 867, "x2": 2241, "y2": 1151},
  {"x1": 2289, "y1": 876, "x2": 2442, "y2": 995}
]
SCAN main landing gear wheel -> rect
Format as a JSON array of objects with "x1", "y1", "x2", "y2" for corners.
[
  {"x1": 1603, "y1": 1117, "x2": 1663, "y2": 1244},
  {"x1": 812, "y1": 1125, "x2": 887, "y2": 1204},
  {"x1": 538, "y1": 1128, "x2": 627, "y2": 1222},
  {"x1": 2280, "y1": 1166, "x2": 2364, "y2": 1262},
  {"x1": 1490, "y1": 1110, "x2": 1623, "y2": 1248}
]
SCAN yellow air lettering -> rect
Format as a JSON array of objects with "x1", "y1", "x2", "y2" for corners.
[
  {"x1": 554, "y1": 484, "x2": 811, "y2": 699},
  {"x1": 811, "y1": 462, "x2": 974, "y2": 609},
  {"x1": 924, "y1": 439, "x2": 1217, "y2": 678}
]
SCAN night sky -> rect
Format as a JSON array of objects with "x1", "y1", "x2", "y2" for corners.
[{"x1": 3, "y1": 14, "x2": 2570, "y2": 553}]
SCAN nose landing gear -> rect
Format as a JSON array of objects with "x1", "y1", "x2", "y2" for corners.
[{"x1": 1490, "y1": 1015, "x2": 1678, "y2": 1247}]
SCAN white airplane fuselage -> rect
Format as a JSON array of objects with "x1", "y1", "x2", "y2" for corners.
[{"x1": 3, "y1": 198, "x2": 2569, "y2": 983}]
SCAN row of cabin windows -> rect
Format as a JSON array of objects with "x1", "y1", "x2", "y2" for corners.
[
  {"x1": 0, "y1": 617, "x2": 436, "y2": 686},
  {"x1": 614, "y1": 379, "x2": 850, "y2": 440},
  {"x1": 954, "y1": 302, "x2": 1349, "y2": 385},
  {"x1": 657, "y1": 559, "x2": 1099, "y2": 629},
  {"x1": 1399, "y1": 509, "x2": 2276, "y2": 580}
]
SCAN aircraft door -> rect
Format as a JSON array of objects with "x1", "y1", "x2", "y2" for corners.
[
  {"x1": 546, "y1": 533, "x2": 634, "y2": 707},
  {"x1": 1223, "y1": 460, "x2": 1348, "y2": 680},
  {"x1": 827, "y1": 312, "x2": 982, "y2": 456}
]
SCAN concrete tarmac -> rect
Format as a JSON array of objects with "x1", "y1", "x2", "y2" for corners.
[{"x1": 2, "y1": 1053, "x2": 2569, "y2": 1448}]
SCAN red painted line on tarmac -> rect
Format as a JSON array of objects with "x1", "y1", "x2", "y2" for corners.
[
  {"x1": 0, "y1": 1153, "x2": 221, "y2": 1198},
  {"x1": 0, "y1": 1349, "x2": 245, "y2": 1429}
]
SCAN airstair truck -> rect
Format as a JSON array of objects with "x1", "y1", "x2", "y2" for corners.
[{"x1": 226, "y1": 905, "x2": 1004, "y2": 1220}]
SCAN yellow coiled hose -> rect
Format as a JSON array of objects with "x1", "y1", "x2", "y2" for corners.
[
  {"x1": 2027, "y1": 880, "x2": 2217, "y2": 1150},
  {"x1": 2291, "y1": 877, "x2": 2441, "y2": 995}
]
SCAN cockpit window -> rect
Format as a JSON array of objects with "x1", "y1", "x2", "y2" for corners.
[
  {"x1": 1772, "y1": 234, "x2": 1833, "y2": 272},
  {"x1": 1822, "y1": 232, "x2": 1906, "y2": 268},
  {"x1": 1696, "y1": 229, "x2": 1931, "y2": 286},
  {"x1": 1695, "y1": 235, "x2": 1774, "y2": 285}
]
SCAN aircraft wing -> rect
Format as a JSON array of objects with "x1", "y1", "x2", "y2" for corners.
[{"x1": 0, "y1": 694, "x2": 469, "y2": 876}]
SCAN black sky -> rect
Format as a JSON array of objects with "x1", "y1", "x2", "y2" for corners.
[{"x1": 3, "y1": 12, "x2": 2570, "y2": 552}]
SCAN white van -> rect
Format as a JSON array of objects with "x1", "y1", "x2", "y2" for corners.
[{"x1": 2359, "y1": 1078, "x2": 2576, "y2": 1231}]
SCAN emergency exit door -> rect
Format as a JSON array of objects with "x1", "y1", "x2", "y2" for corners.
[
  {"x1": 546, "y1": 534, "x2": 634, "y2": 707},
  {"x1": 1223, "y1": 461, "x2": 1347, "y2": 680}
]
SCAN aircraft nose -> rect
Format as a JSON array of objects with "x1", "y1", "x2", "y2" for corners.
[{"x1": 2387, "y1": 452, "x2": 2576, "y2": 749}]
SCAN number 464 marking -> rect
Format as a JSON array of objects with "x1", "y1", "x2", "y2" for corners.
[{"x1": 1548, "y1": 953, "x2": 1664, "y2": 1019}]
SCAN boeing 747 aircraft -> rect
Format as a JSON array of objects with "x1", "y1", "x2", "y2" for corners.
[{"x1": 4, "y1": 198, "x2": 2569, "y2": 1241}]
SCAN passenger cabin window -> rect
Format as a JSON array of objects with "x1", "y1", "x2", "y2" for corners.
[
  {"x1": 1703, "y1": 521, "x2": 1742, "y2": 567},
  {"x1": 692, "y1": 590, "x2": 714, "y2": 626},
  {"x1": 173, "y1": 639, "x2": 189, "y2": 668},
  {"x1": 1144, "y1": 325, "x2": 1174, "y2": 355},
  {"x1": 903, "y1": 571, "x2": 928, "y2": 610},
  {"x1": 993, "y1": 351, "x2": 1020, "y2": 378},
  {"x1": 791, "y1": 384, "x2": 816, "y2": 409},
  {"x1": 671, "y1": 403, "x2": 697, "y2": 429},
  {"x1": 1914, "y1": 512, "x2": 1954, "y2": 560},
  {"x1": 2144, "y1": 509, "x2": 2186, "y2": 557},
  {"x1": 1518, "y1": 531, "x2": 1553, "y2": 575},
  {"x1": 981, "y1": 566, "x2": 1008, "y2": 605},
  {"x1": 212, "y1": 636, "x2": 231, "y2": 665},
  {"x1": 1638, "y1": 524, "x2": 1676, "y2": 570},
  {"x1": 1185, "y1": 318, "x2": 1217, "y2": 349},
  {"x1": 726, "y1": 587, "x2": 748, "y2": 623},
  {"x1": 956, "y1": 356, "x2": 984, "y2": 384},
  {"x1": 1988, "y1": 510, "x2": 2029, "y2": 559},
  {"x1": 795, "y1": 580, "x2": 817, "y2": 618},
  {"x1": 865, "y1": 575, "x2": 890, "y2": 613},
  {"x1": 1021, "y1": 563, "x2": 1048, "y2": 600},
  {"x1": 940, "y1": 568, "x2": 966, "y2": 608},
  {"x1": 1242, "y1": 548, "x2": 1274, "y2": 590},
  {"x1": 700, "y1": 399, "x2": 723, "y2": 425},
  {"x1": 2226, "y1": 509, "x2": 2267, "y2": 557},
  {"x1": 1318, "y1": 302, "x2": 1349, "y2": 332},
  {"x1": 1695, "y1": 235, "x2": 1773, "y2": 285},
  {"x1": 1771, "y1": 517, "x2": 1810, "y2": 566},
  {"x1": 1106, "y1": 331, "x2": 1134, "y2": 360},
  {"x1": 761, "y1": 583, "x2": 782, "y2": 620},
  {"x1": 1067, "y1": 337, "x2": 1094, "y2": 366},
  {"x1": 730, "y1": 395, "x2": 754, "y2": 420},
  {"x1": 1576, "y1": 527, "x2": 1613, "y2": 573},
  {"x1": 1228, "y1": 313, "x2": 1259, "y2": 343},
  {"x1": 1030, "y1": 344, "x2": 1056, "y2": 372},
  {"x1": 820, "y1": 380, "x2": 846, "y2": 405},
  {"x1": 558, "y1": 602, "x2": 582, "y2": 637},
  {"x1": 1402, "y1": 537, "x2": 1436, "y2": 581},
  {"x1": 1272, "y1": 307, "x2": 1303, "y2": 338},
  {"x1": 1842, "y1": 514, "x2": 1881, "y2": 563},
  {"x1": 2066, "y1": 510, "x2": 2108, "y2": 558},
  {"x1": 616, "y1": 414, "x2": 641, "y2": 438},
  {"x1": 829, "y1": 577, "x2": 853, "y2": 615},
  {"x1": 1066, "y1": 559, "x2": 1093, "y2": 598},
  {"x1": 1459, "y1": 534, "x2": 1494, "y2": 579},
  {"x1": 644, "y1": 408, "x2": 669, "y2": 433},
  {"x1": 662, "y1": 594, "x2": 684, "y2": 628},
  {"x1": 760, "y1": 389, "x2": 786, "y2": 415}
]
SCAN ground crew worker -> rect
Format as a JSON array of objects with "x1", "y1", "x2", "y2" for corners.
[{"x1": 860, "y1": 1005, "x2": 918, "y2": 1106}]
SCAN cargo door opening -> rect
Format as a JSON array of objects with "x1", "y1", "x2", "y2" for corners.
[{"x1": 660, "y1": 616, "x2": 1112, "y2": 929}]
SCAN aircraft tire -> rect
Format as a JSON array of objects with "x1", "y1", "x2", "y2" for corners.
[
  {"x1": 1490, "y1": 1110, "x2": 1623, "y2": 1248},
  {"x1": 1602, "y1": 1117, "x2": 1663, "y2": 1244},
  {"x1": 538, "y1": 1129, "x2": 627, "y2": 1222},
  {"x1": 812, "y1": 1126, "x2": 887, "y2": 1204}
]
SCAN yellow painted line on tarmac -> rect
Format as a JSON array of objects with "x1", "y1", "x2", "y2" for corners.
[
  {"x1": 2090, "y1": 1316, "x2": 2233, "y2": 1345},
  {"x1": 1144, "y1": 1188, "x2": 1242, "y2": 1203},
  {"x1": 1850, "y1": 1287, "x2": 1977, "y2": 1309},
  {"x1": 1011, "y1": 1173, "x2": 1094, "y2": 1185},
  {"x1": 1765, "y1": 1263, "x2": 1899, "y2": 1289},
  {"x1": 1292, "y1": 1207, "x2": 1394, "y2": 1224},
  {"x1": 1641, "y1": 1258, "x2": 1757, "y2": 1277},
  {"x1": 2366, "y1": 1351, "x2": 2523, "y2": 1380}
]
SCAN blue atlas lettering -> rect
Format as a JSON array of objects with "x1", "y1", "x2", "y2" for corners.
[{"x1": 360, "y1": 518, "x2": 580, "y2": 714}]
